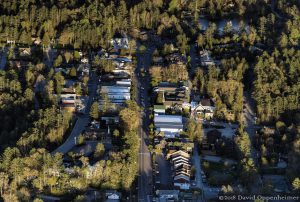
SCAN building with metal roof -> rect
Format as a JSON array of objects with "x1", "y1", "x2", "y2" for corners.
[{"x1": 154, "y1": 114, "x2": 183, "y2": 133}]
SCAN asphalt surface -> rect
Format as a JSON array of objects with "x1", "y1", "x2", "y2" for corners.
[
  {"x1": 155, "y1": 154, "x2": 173, "y2": 188},
  {"x1": 52, "y1": 72, "x2": 98, "y2": 155},
  {"x1": 243, "y1": 91, "x2": 259, "y2": 165},
  {"x1": 243, "y1": 91, "x2": 263, "y2": 193},
  {"x1": 0, "y1": 47, "x2": 7, "y2": 70},
  {"x1": 136, "y1": 43, "x2": 155, "y2": 202},
  {"x1": 193, "y1": 144, "x2": 205, "y2": 201}
]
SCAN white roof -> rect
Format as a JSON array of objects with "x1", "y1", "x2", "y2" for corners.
[
  {"x1": 101, "y1": 86, "x2": 130, "y2": 93},
  {"x1": 154, "y1": 115, "x2": 182, "y2": 124}
]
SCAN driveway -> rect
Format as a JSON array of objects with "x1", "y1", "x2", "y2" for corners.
[{"x1": 193, "y1": 144, "x2": 220, "y2": 201}]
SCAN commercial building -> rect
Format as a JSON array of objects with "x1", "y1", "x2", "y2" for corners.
[
  {"x1": 100, "y1": 85, "x2": 131, "y2": 105},
  {"x1": 154, "y1": 114, "x2": 183, "y2": 134}
]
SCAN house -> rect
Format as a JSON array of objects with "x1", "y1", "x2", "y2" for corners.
[
  {"x1": 154, "y1": 114, "x2": 183, "y2": 134},
  {"x1": 168, "y1": 150, "x2": 190, "y2": 160},
  {"x1": 60, "y1": 94, "x2": 76, "y2": 104},
  {"x1": 154, "y1": 105, "x2": 166, "y2": 114},
  {"x1": 200, "y1": 50, "x2": 215, "y2": 66},
  {"x1": 60, "y1": 93, "x2": 77, "y2": 112},
  {"x1": 111, "y1": 33, "x2": 129, "y2": 50},
  {"x1": 174, "y1": 162, "x2": 191, "y2": 171},
  {"x1": 173, "y1": 157, "x2": 190, "y2": 165},
  {"x1": 191, "y1": 99, "x2": 215, "y2": 119},
  {"x1": 174, "y1": 174, "x2": 190, "y2": 190},
  {"x1": 105, "y1": 190, "x2": 121, "y2": 202}
]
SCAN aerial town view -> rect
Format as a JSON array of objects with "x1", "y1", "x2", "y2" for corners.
[{"x1": 0, "y1": 0, "x2": 299, "y2": 202}]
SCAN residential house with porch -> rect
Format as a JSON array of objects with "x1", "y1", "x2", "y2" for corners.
[{"x1": 191, "y1": 98, "x2": 215, "y2": 120}]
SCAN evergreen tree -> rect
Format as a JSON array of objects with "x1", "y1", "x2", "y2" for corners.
[{"x1": 90, "y1": 101, "x2": 99, "y2": 120}]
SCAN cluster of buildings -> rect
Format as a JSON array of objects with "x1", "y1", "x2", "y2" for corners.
[
  {"x1": 153, "y1": 80, "x2": 215, "y2": 121},
  {"x1": 149, "y1": 45, "x2": 239, "y2": 201},
  {"x1": 168, "y1": 150, "x2": 192, "y2": 190},
  {"x1": 98, "y1": 42, "x2": 133, "y2": 109},
  {"x1": 150, "y1": 52, "x2": 195, "y2": 199},
  {"x1": 55, "y1": 51, "x2": 91, "y2": 113}
]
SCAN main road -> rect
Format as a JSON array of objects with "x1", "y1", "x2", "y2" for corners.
[{"x1": 136, "y1": 42, "x2": 155, "y2": 202}]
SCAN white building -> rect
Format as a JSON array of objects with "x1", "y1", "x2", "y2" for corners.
[{"x1": 154, "y1": 114, "x2": 183, "y2": 134}]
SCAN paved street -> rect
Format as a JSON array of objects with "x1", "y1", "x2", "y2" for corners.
[
  {"x1": 243, "y1": 91, "x2": 259, "y2": 166},
  {"x1": 243, "y1": 91, "x2": 263, "y2": 193},
  {"x1": 136, "y1": 43, "x2": 155, "y2": 202},
  {"x1": 52, "y1": 72, "x2": 98, "y2": 155}
]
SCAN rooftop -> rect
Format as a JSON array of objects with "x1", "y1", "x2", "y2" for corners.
[{"x1": 154, "y1": 115, "x2": 183, "y2": 124}]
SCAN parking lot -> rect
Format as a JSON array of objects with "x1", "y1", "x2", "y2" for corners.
[{"x1": 155, "y1": 153, "x2": 173, "y2": 189}]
